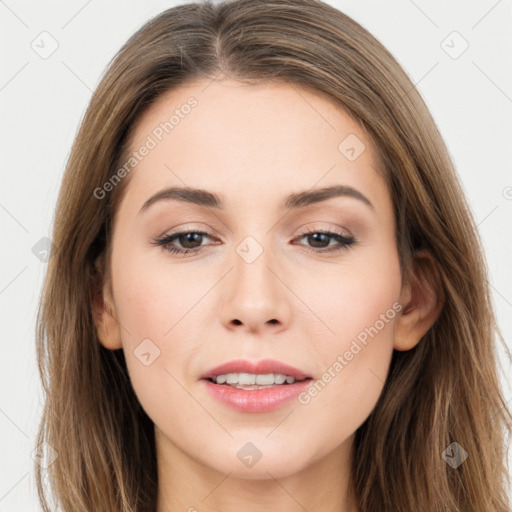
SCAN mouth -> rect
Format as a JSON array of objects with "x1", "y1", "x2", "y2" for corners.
[{"x1": 199, "y1": 359, "x2": 314, "y2": 413}]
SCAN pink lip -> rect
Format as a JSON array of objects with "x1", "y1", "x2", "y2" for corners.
[
  {"x1": 199, "y1": 359, "x2": 313, "y2": 413},
  {"x1": 201, "y1": 378, "x2": 312, "y2": 413},
  {"x1": 200, "y1": 358, "x2": 311, "y2": 381}
]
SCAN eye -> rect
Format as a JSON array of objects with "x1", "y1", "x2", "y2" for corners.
[
  {"x1": 293, "y1": 228, "x2": 356, "y2": 253},
  {"x1": 151, "y1": 230, "x2": 215, "y2": 256}
]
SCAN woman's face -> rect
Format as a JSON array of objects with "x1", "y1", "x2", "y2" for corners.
[{"x1": 102, "y1": 78, "x2": 403, "y2": 479}]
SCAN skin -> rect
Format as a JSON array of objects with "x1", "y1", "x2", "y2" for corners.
[{"x1": 95, "y1": 77, "x2": 442, "y2": 511}]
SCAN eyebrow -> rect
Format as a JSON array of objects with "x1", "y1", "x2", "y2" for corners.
[{"x1": 138, "y1": 184, "x2": 375, "y2": 214}]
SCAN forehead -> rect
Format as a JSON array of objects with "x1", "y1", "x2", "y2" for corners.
[{"x1": 118, "y1": 78, "x2": 389, "y2": 216}]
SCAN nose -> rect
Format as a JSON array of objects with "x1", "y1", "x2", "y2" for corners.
[{"x1": 219, "y1": 243, "x2": 292, "y2": 335}]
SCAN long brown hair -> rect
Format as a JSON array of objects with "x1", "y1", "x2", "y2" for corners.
[{"x1": 35, "y1": 0, "x2": 512, "y2": 510}]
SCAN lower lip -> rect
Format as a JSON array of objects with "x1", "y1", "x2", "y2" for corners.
[{"x1": 201, "y1": 378, "x2": 312, "y2": 413}]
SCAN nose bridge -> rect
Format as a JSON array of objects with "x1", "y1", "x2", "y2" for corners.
[
  {"x1": 232, "y1": 234, "x2": 279, "y2": 305},
  {"x1": 220, "y1": 233, "x2": 290, "y2": 331}
]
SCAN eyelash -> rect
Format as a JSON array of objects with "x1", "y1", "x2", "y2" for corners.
[{"x1": 151, "y1": 228, "x2": 356, "y2": 256}]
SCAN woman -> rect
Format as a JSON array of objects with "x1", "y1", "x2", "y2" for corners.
[{"x1": 35, "y1": 0, "x2": 512, "y2": 510}]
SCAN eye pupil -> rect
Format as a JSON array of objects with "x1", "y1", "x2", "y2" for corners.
[
  {"x1": 308, "y1": 233, "x2": 329, "y2": 248},
  {"x1": 180, "y1": 233, "x2": 203, "y2": 248}
]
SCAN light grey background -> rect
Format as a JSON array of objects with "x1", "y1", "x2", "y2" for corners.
[{"x1": 1, "y1": 0, "x2": 511, "y2": 509}]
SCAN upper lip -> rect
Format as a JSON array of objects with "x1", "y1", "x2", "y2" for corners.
[{"x1": 200, "y1": 359, "x2": 312, "y2": 381}]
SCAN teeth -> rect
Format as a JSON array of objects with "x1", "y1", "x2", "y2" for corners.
[
  {"x1": 255, "y1": 374, "x2": 275, "y2": 385},
  {"x1": 213, "y1": 373, "x2": 297, "y2": 386},
  {"x1": 274, "y1": 374, "x2": 286, "y2": 384},
  {"x1": 238, "y1": 373, "x2": 256, "y2": 385},
  {"x1": 226, "y1": 373, "x2": 238, "y2": 384}
]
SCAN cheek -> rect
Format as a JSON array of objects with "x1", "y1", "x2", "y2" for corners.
[
  {"x1": 298, "y1": 252, "x2": 402, "y2": 349},
  {"x1": 294, "y1": 256, "x2": 401, "y2": 436},
  {"x1": 112, "y1": 268, "x2": 202, "y2": 440},
  {"x1": 112, "y1": 246, "x2": 210, "y2": 342},
  {"x1": 110, "y1": 238, "x2": 230, "y2": 395}
]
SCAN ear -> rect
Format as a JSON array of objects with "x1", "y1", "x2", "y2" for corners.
[
  {"x1": 394, "y1": 249, "x2": 444, "y2": 351},
  {"x1": 91, "y1": 254, "x2": 122, "y2": 350}
]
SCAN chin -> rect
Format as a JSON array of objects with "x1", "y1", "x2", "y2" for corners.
[{"x1": 202, "y1": 441, "x2": 317, "y2": 480}]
